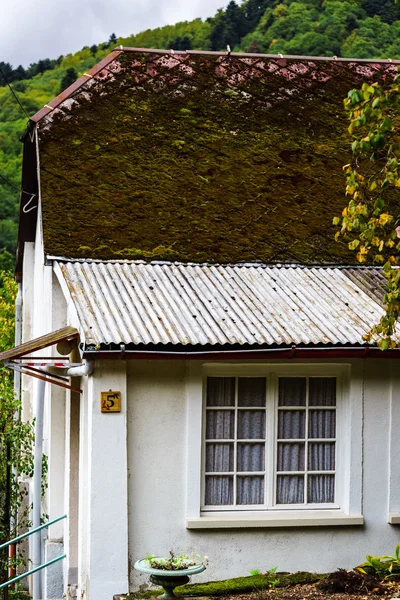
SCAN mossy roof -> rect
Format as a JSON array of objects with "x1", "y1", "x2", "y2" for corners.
[{"x1": 32, "y1": 49, "x2": 399, "y2": 264}]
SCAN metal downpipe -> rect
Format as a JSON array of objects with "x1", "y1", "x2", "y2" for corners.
[
  {"x1": 32, "y1": 378, "x2": 45, "y2": 600},
  {"x1": 10, "y1": 283, "x2": 22, "y2": 580}
]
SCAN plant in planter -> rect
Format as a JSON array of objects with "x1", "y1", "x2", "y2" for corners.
[{"x1": 134, "y1": 551, "x2": 208, "y2": 599}]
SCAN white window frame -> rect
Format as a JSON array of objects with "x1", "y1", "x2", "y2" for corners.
[{"x1": 185, "y1": 361, "x2": 364, "y2": 529}]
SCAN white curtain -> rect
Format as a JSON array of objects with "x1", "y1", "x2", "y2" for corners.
[
  {"x1": 277, "y1": 377, "x2": 336, "y2": 504},
  {"x1": 206, "y1": 443, "x2": 234, "y2": 472},
  {"x1": 206, "y1": 410, "x2": 234, "y2": 439},
  {"x1": 205, "y1": 475, "x2": 233, "y2": 505},
  {"x1": 308, "y1": 474, "x2": 335, "y2": 503},
  {"x1": 205, "y1": 377, "x2": 266, "y2": 506},
  {"x1": 237, "y1": 442, "x2": 264, "y2": 471},
  {"x1": 205, "y1": 376, "x2": 336, "y2": 506},
  {"x1": 277, "y1": 442, "x2": 305, "y2": 471},
  {"x1": 207, "y1": 377, "x2": 235, "y2": 406},
  {"x1": 278, "y1": 410, "x2": 305, "y2": 438},
  {"x1": 237, "y1": 476, "x2": 264, "y2": 505},
  {"x1": 277, "y1": 475, "x2": 304, "y2": 504}
]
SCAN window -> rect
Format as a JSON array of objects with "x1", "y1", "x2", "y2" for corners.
[
  {"x1": 186, "y1": 363, "x2": 363, "y2": 528},
  {"x1": 203, "y1": 374, "x2": 337, "y2": 510}
]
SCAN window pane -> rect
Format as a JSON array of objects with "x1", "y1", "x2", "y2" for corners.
[
  {"x1": 237, "y1": 476, "x2": 264, "y2": 505},
  {"x1": 308, "y1": 442, "x2": 335, "y2": 471},
  {"x1": 308, "y1": 474, "x2": 335, "y2": 503},
  {"x1": 309, "y1": 378, "x2": 336, "y2": 406},
  {"x1": 207, "y1": 377, "x2": 235, "y2": 406},
  {"x1": 276, "y1": 475, "x2": 304, "y2": 504},
  {"x1": 238, "y1": 378, "x2": 266, "y2": 407},
  {"x1": 277, "y1": 442, "x2": 305, "y2": 471},
  {"x1": 206, "y1": 443, "x2": 234, "y2": 472},
  {"x1": 278, "y1": 410, "x2": 305, "y2": 439},
  {"x1": 238, "y1": 410, "x2": 265, "y2": 439},
  {"x1": 205, "y1": 475, "x2": 233, "y2": 505},
  {"x1": 308, "y1": 410, "x2": 336, "y2": 439},
  {"x1": 279, "y1": 378, "x2": 306, "y2": 406},
  {"x1": 237, "y1": 443, "x2": 265, "y2": 471},
  {"x1": 206, "y1": 410, "x2": 234, "y2": 439}
]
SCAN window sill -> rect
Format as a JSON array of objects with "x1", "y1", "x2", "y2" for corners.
[
  {"x1": 388, "y1": 513, "x2": 400, "y2": 524},
  {"x1": 186, "y1": 511, "x2": 364, "y2": 529}
]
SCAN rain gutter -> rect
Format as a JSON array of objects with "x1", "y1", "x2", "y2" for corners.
[{"x1": 82, "y1": 345, "x2": 400, "y2": 360}]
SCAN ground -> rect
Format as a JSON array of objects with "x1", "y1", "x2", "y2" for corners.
[
  {"x1": 220, "y1": 580, "x2": 400, "y2": 600},
  {"x1": 120, "y1": 571, "x2": 400, "y2": 600}
]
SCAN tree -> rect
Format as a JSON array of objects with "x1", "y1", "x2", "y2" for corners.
[
  {"x1": 335, "y1": 73, "x2": 400, "y2": 348},
  {"x1": 210, "y1": 1, "x2": 247, "y2": 50},
  {"x1": 363, "y1": 0, "x2": 400, "y2": 23},
  {"x1": 60, "y1": 67, "x2": 78, "y2": 93},
  {"x1": 0, "y1": 271, "x2": 34, "y2": 597},
  {"x1": 169, "y1": 36, "x2": 192, "y2": 50},
  {"x1": 109, "y1": 33, "x2": 118, "y2": 46},
  {"x1": 243, "y1": 0, "x2": 272, "y2": 33}
]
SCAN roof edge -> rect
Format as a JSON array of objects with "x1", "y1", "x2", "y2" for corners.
[
  {"x1": 50, "y1": 256, "x2": 386, "y2": 271},
  {"x1": 30, "y1": 49, "x2": 123, "y2": 124},
  {"x1": 29, "y1": 47, "x2": 400, "y2": 125},
  {"x1": 119, "y1": 47, "x2": 400, "y2": 64}
]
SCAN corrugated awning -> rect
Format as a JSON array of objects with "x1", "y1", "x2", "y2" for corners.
[
  {"x1": 0, "y1": 326, "x2": 79, "y2": 361},
  {"x1": 54, "y1": 260, "x2": 390, "y2": 350}
]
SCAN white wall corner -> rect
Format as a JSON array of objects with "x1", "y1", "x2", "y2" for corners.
[
  {"x1": 388, "y1": 361, "x2": 400, "y2": 519},
  {"x1": 185, "y1": 362, "x2": 203, "y2": 520},
  {"x1": 346, "y1": 361, "x2": 363, "y2": 517},
  {"x1": 86, "y1": 361, "x2": 129, "y2": 600}
]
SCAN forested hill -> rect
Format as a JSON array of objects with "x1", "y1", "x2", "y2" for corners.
[{"x1": 1, "y1": 0, "x2": 400, "y2": 268}]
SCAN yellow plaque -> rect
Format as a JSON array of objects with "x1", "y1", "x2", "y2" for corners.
[{"x1": 101, "y1": 391, "x2": 121, "y2": 412}]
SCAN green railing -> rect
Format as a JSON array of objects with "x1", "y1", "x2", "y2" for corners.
[{"x1": 0, "y1": 515, "x2": 67, "y2": 590}]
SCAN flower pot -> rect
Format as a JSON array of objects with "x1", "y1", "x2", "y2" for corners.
[{"x1": 134, "y1": 558, "x2": 206, "y2": 599}]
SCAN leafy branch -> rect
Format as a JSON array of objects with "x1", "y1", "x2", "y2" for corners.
[
  {"x1": 0, "y1": 271, "x2": 35, "y2": 595},
  {"x1": 335, "y1": 74, "x2": 400, "y2": 349}
]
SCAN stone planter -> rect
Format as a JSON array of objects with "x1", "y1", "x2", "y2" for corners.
[{"x1": 134, "y1": 558, "x2": 206, "y2": 599}]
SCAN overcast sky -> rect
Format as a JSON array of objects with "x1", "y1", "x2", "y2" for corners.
[{"x1": 0, "y1": 0, "x2": 226, "y2": 69}]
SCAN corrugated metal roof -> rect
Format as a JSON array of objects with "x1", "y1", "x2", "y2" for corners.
[{"x1": 55, "y1": 261, "x2": 387, "y2": 349}]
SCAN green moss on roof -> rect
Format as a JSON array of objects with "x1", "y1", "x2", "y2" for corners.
[{"x1": 37, "y1": 52, "x2": 398, "y2": 263}]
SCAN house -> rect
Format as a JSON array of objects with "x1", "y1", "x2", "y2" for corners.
[{"x1": 3, "y1": 48, "x2": 400, "y2": 600}]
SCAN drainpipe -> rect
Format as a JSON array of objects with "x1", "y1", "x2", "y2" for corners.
[
  {"x1": 46, "y1": 359, "x2": 95, "y2": 378},
  {"x1": 32, "y1": 378, "x2": 45, "y2": 600},
  {"x1": 29, "y1": 359, "x2": 93, "y2": 600},
  {"x1": 9, "y1": 284, "x2": 22, "y2": 580},
  {"x1": 65, "y1": 360, "x2": 94, "y2": 377}
]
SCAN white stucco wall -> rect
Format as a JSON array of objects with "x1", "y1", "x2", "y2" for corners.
[
  {"x1": 127, "y1": 358, "x2": 400, "y2": 590},
  {"x1": 21, "y1": 209, "x2": 70, "y2": 598}
]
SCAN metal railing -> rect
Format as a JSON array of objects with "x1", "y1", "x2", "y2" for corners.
[{"x1": 0, "y1": 514, "x2": 67, "y2": 590}]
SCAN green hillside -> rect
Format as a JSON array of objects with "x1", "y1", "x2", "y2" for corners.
[{"x1": 1, "y1": 0, "x2": 400, "y2": 267}]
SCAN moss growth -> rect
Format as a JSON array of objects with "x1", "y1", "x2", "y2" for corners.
[
  {"x1": 38, "y1": 52, "x2": 399, "y2": 264},
  {"x1": 175, "y1": 572, "x2": 323, "y2": 596},
  {"x1": 121, "y1": 572, "x2": 325, "y2": 599}
]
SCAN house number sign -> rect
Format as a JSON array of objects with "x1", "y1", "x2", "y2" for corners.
[{"x1": 101, "y1": 391, "x2": 121, "y2": 412}]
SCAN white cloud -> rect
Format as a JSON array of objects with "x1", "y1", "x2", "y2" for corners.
[{"x1": 0, "y1": 0, "x2": 226, "y2": 68}]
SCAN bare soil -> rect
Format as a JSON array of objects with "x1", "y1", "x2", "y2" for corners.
[{"x1": 226, "y1": 580, "x2": 400, "y2": 600}]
